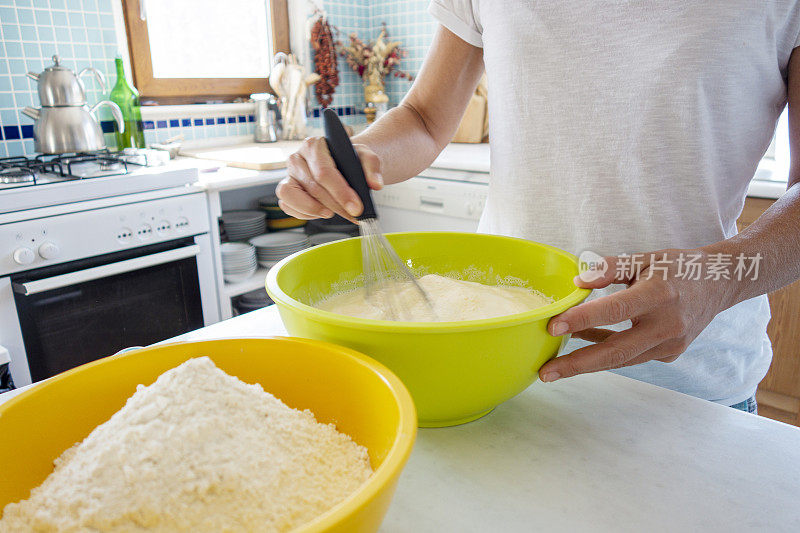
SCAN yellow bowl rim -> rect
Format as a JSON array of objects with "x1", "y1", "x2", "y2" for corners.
[
  {"x1": 266, "y1": 231, "x2": 591, "y2": 332},
  {"x1": 0, "y1": 337, "x2": 418, "y2": 533}
]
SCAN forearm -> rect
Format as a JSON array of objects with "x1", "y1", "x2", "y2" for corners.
[
  {"x1": 704, "y1": 182, "x2": 800, "y2": 306},
  {"x1": 351, "y1": 102, "x2": 444, "y2": 185}
]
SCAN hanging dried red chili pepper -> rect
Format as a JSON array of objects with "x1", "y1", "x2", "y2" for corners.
[{"x1": 310, "y1": 16, "x2": 339, "y2": 108}]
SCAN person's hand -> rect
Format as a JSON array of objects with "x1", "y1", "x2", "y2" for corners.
[
  {"x1": 276, "y1": 137, "x2": 383, "y2": 223},
  {"x1": 538, "y1": 249, "x2": 737, "y2": 382}
]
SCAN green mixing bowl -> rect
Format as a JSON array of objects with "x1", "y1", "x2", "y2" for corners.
[{"x1": 266, "y1": 232, "x2": 590, "y2": 427}]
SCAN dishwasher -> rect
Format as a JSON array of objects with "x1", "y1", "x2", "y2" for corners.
[{"x1": 372, "y1": 145, "x2": 490, "y2": 233}]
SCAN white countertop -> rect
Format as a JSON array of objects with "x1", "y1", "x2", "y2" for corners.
[
  {"x1": 165, "y1": 137, "x2": 787, "y2": 200},
  {"x1": 3, "y1": 306, "x2": 799, "y2": 530},
  {"x1": 430, "y1": 142, "x2": 491, "y2": 173},
  {"x1": 168, "y1": 306, "x2": 800, "y2": 531},
  {"x1": 747, "y1": 178, "x2": 789, "y2": 200},
  {"x1": 194, "y1": 162, "x2": 287, "y2": 192},
  {"x1": 185, "y1": 140, "x2": 491, "y2": 192}
]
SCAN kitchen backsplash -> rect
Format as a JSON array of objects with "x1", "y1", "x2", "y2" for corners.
[
  {"x1": 369, "y1": 1, "x2": 437, "y2": 104},
  {"x1": 0, "y1": 0, "x2": 436, "y2": 157},
  {"x1": 307, "y1": 0, "x2": 435, "y2": 120},
  {"x1": 0, "y1": 0, "x2": 119, "y2": 157}
]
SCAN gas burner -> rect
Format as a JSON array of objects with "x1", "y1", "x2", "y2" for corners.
[
  {"x1": 0, "y1": 167, "x2": 37, "y2": 184},
  {"x1": 99, "y1": 160, "x2": 123, "y2": 172},
  {"x1": 0, "y1": 151, "x2": 151, "y2": 193},
  {"x1": 36, "y1": 151, "x2": 145, "y2": 179}
]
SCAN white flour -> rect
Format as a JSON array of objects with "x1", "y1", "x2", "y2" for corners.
[
  {"x1": 317, "y1": 274, "x2": 552, "y2": 322},
  {"x1": 0, "y1": 357, "x2": 372, "y2": 532}
]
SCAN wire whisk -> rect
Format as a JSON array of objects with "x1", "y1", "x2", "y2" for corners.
[
  {"x1": 323, "y1": 108, "x2": 436, "y2": 321},
  {"x1": 359, "y1": 218, "x2": 436, "y2": 321}
]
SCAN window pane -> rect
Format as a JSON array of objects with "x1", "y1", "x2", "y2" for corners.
[{"x1": 145, "y1": 0, "x2": 273, "y2": 79}]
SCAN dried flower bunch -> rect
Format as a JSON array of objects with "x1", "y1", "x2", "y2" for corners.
[{"x1": 339, "y1": 24, "x2": 414, "y2": 83}]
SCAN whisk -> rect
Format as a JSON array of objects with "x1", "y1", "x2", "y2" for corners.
[{"x1": 323, "y1": 108, "x2": 436, "y2": 321}]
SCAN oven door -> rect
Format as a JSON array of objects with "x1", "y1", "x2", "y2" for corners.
[{"x1": 10, "y1": 237, "x2": 206, "y2": 383}]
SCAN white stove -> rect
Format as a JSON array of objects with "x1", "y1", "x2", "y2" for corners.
[
  {"x1": 0, "y1": 150, "x2": 198, "y2": 215},
  {"x1": 0, "y1": 150, "x2": 220, "y2": 388}
]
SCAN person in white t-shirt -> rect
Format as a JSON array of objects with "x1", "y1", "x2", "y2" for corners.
[{"x1": 278, "y1": 1, "x2": 800, "y2": 411}]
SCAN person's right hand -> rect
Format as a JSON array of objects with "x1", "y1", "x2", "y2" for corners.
[{"x1": 276, "y1": 137, "x2": 384, "y2": 223}]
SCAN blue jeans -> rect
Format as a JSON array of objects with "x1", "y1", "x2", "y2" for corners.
[{"x1": 729, "y1": 395, "x2": 758, "y2": 414}]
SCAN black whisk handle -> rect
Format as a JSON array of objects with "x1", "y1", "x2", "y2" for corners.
[{"x1": 323, "y1": 108, "x2": 377, "y2": 221}]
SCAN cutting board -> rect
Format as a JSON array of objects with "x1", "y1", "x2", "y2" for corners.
[{"x1": 180, "y1": 143, "x2": 299, "y2": 170}]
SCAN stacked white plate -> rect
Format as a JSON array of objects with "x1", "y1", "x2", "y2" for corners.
[
  {"x1": 308, "y1": 232, "x2": 351, "y2": 246},
  {"x1": 221, "y1": 242, "x2": 257, "y2": 283},
  {"x1": 249, "y1": 232, "x2": 310, "y2": 268},
  {"x1": 220, "y1": 210, "x2": 267, "y2": 241}
]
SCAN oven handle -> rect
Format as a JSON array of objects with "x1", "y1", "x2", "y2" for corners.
[{"x1": 12, "y1": 244, "x2": 201, "y2": 296}]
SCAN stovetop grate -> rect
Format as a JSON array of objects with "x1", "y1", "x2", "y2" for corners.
[{"x1": 0, "y1": 150, "x2": 147, "y2": 188}]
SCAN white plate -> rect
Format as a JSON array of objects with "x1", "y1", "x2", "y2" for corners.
[
  {"x1": 224, "y1": 269, "x2": 257, "y2": 284},
  {"x1": 255, "y1": 245, "x2": 307, "y2": 254},
  {"x1": 222, "y1": 250, "x2": 256, "y2": 257},
  {"x1": 224, "y1": 219, "x2": 266, "y2": 226},
  {"x1": 221, "y1": 210, "x2": 266, "y2": 223},
  {"x1": 222, "y1": 257, "x2": 257, "y2": 267},
  {"x1": 225, "y1": 222, "x2": 267, "y2": 230},
  {"x1": 249, "y1": 232, "x2": 309, "y2": 248},
  {"x1": 222, "y1": 248, "x2": 256, "y2": 256},
  {"x1": 256, "y1": 246, "x2": 306, "y2": 254},
  {"x1": 224, "y1": 263, "x2": 257, "y2": 270},
  {"x1": 221, "y1": 242, "x2": 253, "y2": 250},
  {"x1": 225, "y1": 231, "x2": 266, "y2": 238},
  {"x1": 223, "y1": 254, "x2": 256, "y2": 261},
  {"x1": 223, "y1": 262, "x2": 257, "y2": 270},
  {"x1": 226, "y1": 227, "x2": 267, "y2": 234},
  {"x1": 227, "y1": 228, "x2": 266, "y2": 236},
  {"x1": 222, "y1": 255, "x2": 257, "y2": 263}
]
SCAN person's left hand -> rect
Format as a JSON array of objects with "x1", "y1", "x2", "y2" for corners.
[{"x1": 538, "y1": 248, "x2": 737, "y2": 383}]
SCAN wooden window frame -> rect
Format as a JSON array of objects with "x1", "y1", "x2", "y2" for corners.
[{"x1": 121, "y1": 0, "x2": 289, "y2": 104}]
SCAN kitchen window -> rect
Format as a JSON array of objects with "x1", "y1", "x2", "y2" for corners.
[{"x1": 121, "y1": 0, "x2": 289, "y2": 103}]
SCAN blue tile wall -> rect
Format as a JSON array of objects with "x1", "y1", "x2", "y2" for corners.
[
  {"x1": 139, "y1": 114, "x2": 258, "y2": 147},
  {"x1": 370, "y1": 1, "x2": 435, "y2": 105},
  {"x1": 0, "y1": 0, "x2": 119, "y2": 158},
  {"x1": 315, "y1": 0, "x2": 369, "y2": 112},
  {"x1": 310, "y1": 0, "x2": 434, "y2": 119}
]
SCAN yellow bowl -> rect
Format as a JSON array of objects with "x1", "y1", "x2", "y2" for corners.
[
  {"x1": 266, "y1": 231, "x2": 590, "y2": 427},
  {"x1": 0, "y1": 338, "x2": 417, "y2": 532}
]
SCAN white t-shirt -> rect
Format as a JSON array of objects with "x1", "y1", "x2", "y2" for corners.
[{"x1": 429, "y1": 0, "x2": 800, "y2": 405}]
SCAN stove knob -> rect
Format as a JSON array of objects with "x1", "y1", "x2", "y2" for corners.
[
  {"x1": 38, "y1": 242, "x2": 60, "y2": 260},
  {"x1": 13, "y1": 247, "x2": 35, "y2": 265}
]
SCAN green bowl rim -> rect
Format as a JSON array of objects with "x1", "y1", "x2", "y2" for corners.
[{"x1": 265, "y1": 231, "x2": 591, "y2": 333}]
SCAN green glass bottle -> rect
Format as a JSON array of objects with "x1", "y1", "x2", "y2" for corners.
[{"x1": 109, "y1": 55, "x2": 145, "y2": 149}]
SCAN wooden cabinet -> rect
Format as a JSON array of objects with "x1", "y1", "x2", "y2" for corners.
[{"x1": 736, "y1": 197, "x2": 800, "y2": 426}]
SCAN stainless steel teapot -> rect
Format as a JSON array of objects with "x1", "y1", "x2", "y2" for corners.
[
  {"x1": 26, "y1": 55, "x2": 106, "y2": 107},
  {"x1": 21, "y1": 55, "x2": 124, "y2": 154},
  {"x1": 21, "y1": 103, "x2": 124, "y2": 155}
]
